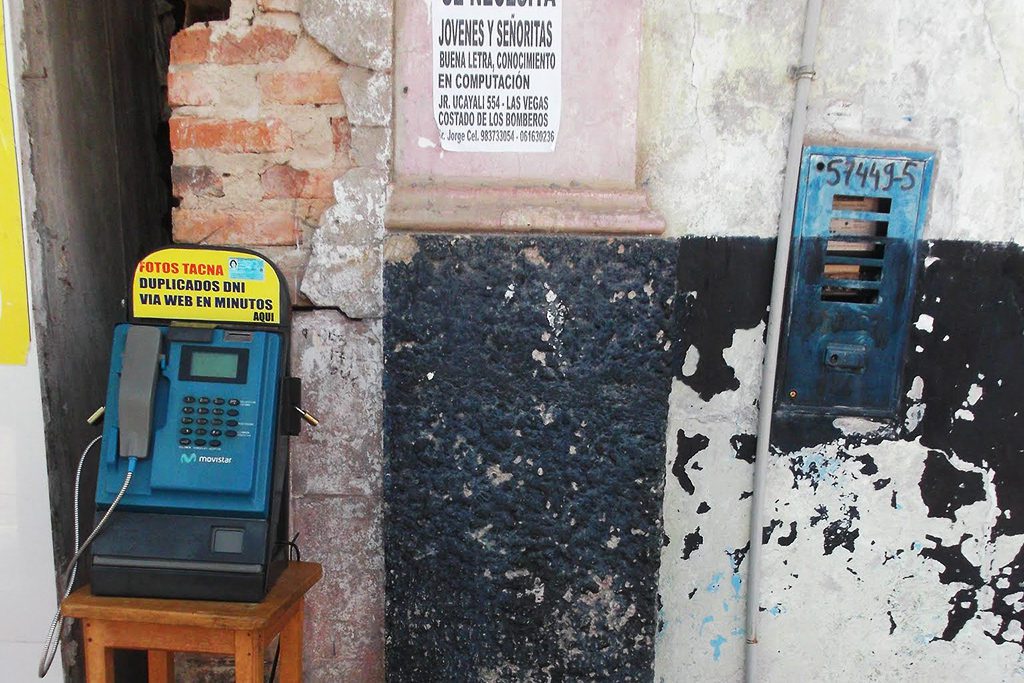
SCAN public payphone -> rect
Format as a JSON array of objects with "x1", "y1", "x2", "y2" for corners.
[{"x1": 39, "y1": 246, "x2": 315, "y2": 675}]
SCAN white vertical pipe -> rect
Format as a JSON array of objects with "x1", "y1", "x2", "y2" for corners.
[{"x1": 743, "y1": 1, "x2": 823, "y2": 681}]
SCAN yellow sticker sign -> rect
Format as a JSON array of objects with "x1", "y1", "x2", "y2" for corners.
[
  {"x1": 131, "y1": 248, "x2": 284, "y2": 326},
  {"x1": 0, "y1": 2, "x2": 31, "y2": 364}
]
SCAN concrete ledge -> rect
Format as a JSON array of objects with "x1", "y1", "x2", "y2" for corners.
[{"x1": 386, "y1": 184, "x2": 666, "y2": 235}]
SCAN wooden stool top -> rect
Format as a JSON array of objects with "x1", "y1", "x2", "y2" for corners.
[{"x1": 62, "y1": 561, "x2": 322, "y2": 631}]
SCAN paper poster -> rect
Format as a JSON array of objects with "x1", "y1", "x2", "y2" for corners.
[{"x1": 432, "y1": 0, "x2": 562, "y2": 153}]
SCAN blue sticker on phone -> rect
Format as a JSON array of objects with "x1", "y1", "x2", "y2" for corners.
[{"x1": 228, "y1": 257, "x2": 265, "y2": 281}]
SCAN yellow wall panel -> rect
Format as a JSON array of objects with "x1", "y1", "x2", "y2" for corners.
[{"x1": 0, "y1": 2, "x2": 29, "y2": 365}]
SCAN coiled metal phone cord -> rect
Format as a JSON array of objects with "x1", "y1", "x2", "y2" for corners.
[{"x1": 38, "y1": 438, "x2": 136, "y2": 678}]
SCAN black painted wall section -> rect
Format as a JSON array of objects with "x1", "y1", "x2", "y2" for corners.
[
  {"x1": 384, "y1": 236, "x2": 676, "y2": 681},
  {"x1": 675, "y1": 237, "x2": 775, "y2": 396}
]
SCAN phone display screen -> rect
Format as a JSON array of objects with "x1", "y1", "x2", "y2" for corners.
[
  {"x1": 190, "y1": 351, "x2": 239, "y2": 379},
  {"x1": 180, "y1": 346, "x2": 249, "y2": 383}
]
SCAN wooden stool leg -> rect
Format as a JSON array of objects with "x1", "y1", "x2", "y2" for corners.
[
  {"x1": 148, "y1": 650, "x2": 175, "y2": 683},
  {"x1": 235, "y1": 630, "x2": 264, "y2": 683},
  {"x1": 278, "y1": 598, "x2": 305, "y2": 683},
  {"x1": 83, "y1": 620, "x2": 115, "y2": 683}
]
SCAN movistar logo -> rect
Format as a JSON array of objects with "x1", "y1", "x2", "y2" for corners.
[
  {"x1": 199, "y1": 455, "x2": 233, "y2": 464},
  {"x1": 180, "y1": 453, "x2": 232, "y2": 465}
]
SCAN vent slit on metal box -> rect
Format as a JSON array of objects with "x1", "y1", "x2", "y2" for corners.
[{"x1": 821, "y1": 194, "x2": 889, "y2": 304}]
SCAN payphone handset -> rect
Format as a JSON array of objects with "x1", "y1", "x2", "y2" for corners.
[
  {"x1": 117, "y1": 325, "x2": 161, "y2": 460},
  {"x1": 39, "y1": 247, "x2": 312, "y2": 678}
]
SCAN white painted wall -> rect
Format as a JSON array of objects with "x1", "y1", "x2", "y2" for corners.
[
  {"x1": 0, "y1": 341, "x2": 60, "y2": 681},
  {"x1": 640, "y1": 0, "x2": 1024, "y2": 243},
  {"x1": 0, "y1": 0, "x2": 60, "y2": 678}
]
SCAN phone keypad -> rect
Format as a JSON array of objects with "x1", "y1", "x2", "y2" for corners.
[{"x1": 178, "y1": 396, "x2": 247, "y2": 451}]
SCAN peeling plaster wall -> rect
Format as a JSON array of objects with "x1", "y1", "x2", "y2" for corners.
[
  {"x1": 805, "y1": 0, "x2": 1024, "y2": 244},
  {"x1": 642, "y1": 1, "x2": 1024, "y2": 680},
  {"x1": 655, "y1": 239, "x2": 772, "y2": 679},
  {"x1": 657, "y1": 238, "x2": 1024, "y2": 681},
  {"x1": 639, "y1": 0, "x2": 803, "y2": 239},
  {"x1": 756, "y1": 241, "x2": 1024, "y2": 681},
  {"x1": 167, "y1": 0, "x2": 393, "y2": 678},
  {"x1": 640, "y1": 0, "x2": 1024, "y2": 243}
]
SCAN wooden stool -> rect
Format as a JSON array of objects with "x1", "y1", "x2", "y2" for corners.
[{"x1": 61, "y1": 561, "x2": 322, "y2": 683}]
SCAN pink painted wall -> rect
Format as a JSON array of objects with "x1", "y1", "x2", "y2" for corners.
[{"x1": 394, "y1": 0, "x2": 643, "y2": 188}]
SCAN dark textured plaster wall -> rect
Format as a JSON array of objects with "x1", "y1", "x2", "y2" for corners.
[{"x1": 384, "y1": 236, "x2": 677, "y2": 681}]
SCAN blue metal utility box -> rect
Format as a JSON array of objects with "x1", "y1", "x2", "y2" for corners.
[{"x1": 777, "y1": 146, "x2": 935, "y2": 417}]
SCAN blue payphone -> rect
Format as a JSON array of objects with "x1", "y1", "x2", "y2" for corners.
[
  {"x1": 89, "y1": 324, "x2": 292, "y2": 600},
  {"x1": 39, "y1": 246, "x2": 316, "y2": 676},
  {"x1": 86, "y1": 246, "x2": 313, "y2": 601}
]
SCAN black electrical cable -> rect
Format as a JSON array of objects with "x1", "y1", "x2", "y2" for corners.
[{"x1": 267, "y1": 533, "x2": 301, "y2": 681}]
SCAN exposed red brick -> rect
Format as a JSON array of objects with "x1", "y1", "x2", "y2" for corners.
[
  {"x1": 261, "y1": 163, "x2": 307, "y2": 198},
  {"x1": 330, "y1": 117, "x2": 351, "y2": 153},
  {"x1": 258, "y1": 0, "x2": 300, "y2": 12},
  {"x1": 172, "y1": 209, "x2": 300, "y2": 246},
  {"x1": 170, "y1": 117, "x2": 293, "y2": 153},
  {"x1": 171, "y1": 165, "x2": 225, "y2": 199},
  {"x1": 169, "y1": 25, "x2": 212, "y2": 65},
  {"x1": 259, "y1": 72, "x2": 343, "y2": 105},
  {"x1": 303, "y1": 199, "x2": 333, "y2": 222},
  {"x1": 261, "y1": 164, "x2": 339, "y2": 199},
  {"x1": 212, "y1": 26, "x2": 297, "y2": 65},
  {"x1": 167, "y1": 72, "x2": 216, "y2": 107}
]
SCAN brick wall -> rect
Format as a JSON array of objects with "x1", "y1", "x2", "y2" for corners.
[
  {"x1": 167, "y1": 0, "x2": 392, "y2": 680},
  {"x1": 168, "y1": 0, "x2": 349, "y2": 248}
]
